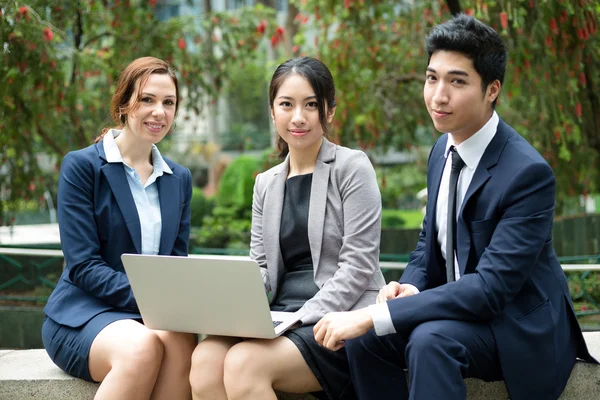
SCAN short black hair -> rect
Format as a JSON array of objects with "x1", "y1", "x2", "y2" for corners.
[
  {"x1": 426, "y1": 14, "x2": 508, "y2": 107},
  {"x1": 269, "y1": 57, "x2": 336, "y2": 158}
]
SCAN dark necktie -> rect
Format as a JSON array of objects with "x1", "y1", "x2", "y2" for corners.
[{"x1": 446, "y1": 146, "x2": 465, "y2": 283}]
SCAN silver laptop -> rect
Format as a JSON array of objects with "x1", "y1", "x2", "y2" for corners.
[{"x1": 121, "y1": 254, "x2": 304, "y2": 339}]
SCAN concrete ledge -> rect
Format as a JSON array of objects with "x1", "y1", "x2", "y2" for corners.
[{"x1": 1, "y1": 333, "x2": 598, "y2": 399}]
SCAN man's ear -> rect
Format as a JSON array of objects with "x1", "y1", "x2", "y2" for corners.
[{"x1": 487, "y1": 80, "x2": 501, "y2": 104}]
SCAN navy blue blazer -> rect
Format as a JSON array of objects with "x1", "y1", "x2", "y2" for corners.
[
  {"x1": 44, "y1": 141, "x2": 192, "y2": 328},
  {"x1": 393, "y1": 119, "x2": 595, "y2": 399}
]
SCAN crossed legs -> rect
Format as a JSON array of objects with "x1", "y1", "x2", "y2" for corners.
[
  {"x1": 89, "y1": 319, "x2": 197, "y2": 400},
  {"x1": 190, "y1": 335, "x2": 322, "y2": 400},
  {"x1": 345, "y1": 320, "x2": 502, "y2": 400}
]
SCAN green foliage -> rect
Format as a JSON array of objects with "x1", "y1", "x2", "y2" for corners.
[
  {"x1": 189, "y1": 187, "x2": 215, "y2": 228},
  {"x1": 377, "y1": 164, "x2": 427, "y2": 209},
  {"x1": 194, "y1": 155, "x2": 261, "y2": 249},
  {"x1": 0, "y1": 1, "x2": 279, "y2": 223},
  {"x1": 568, "y1": 271, "x2": 600, "y2": 310},
  {"x1": 291, "y1": 0, "x2": 599, "y2": 214},
  {"x1": 220, "y1": 54, "x2": 271, "y2": 151},
  {"x1": 220, "y1": 123, "x2": 271, "y2": 151},
  {"x1": 195, "y1": 205, "x2": 251, "y2": 250},
  {"x1": 217, "y1": 155, "x2": 261, "y2": 210},
  {"x1": 382, "y1": 209, "x2": 424, "y2": 229},
  {"x1": 381, "y1": 209, "x2": 405, "y2": 229}
]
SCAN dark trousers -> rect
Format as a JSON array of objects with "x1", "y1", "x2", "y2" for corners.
[{"x1": 345, "y1": 320, "x2": 503, "y2": 400}]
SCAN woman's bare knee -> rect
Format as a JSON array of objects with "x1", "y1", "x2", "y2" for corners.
[
  {"x1": 155, "y1": 331, "x2": 197, "y2": 368},
  {"x1": 89, "y1": 320, "x2": 164, "y2": 382},
  {"x1": 223, "y1": 341, "x2": 268, "y2": 398},
  {"x1": 190, "y1": 336, "x2": 240, "y2": 398}
]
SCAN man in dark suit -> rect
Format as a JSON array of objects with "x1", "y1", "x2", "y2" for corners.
[{"x1": 314, "y1": 14, "x2": 596, "y2": 399}]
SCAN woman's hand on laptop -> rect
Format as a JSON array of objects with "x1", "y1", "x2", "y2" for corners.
[{"x1": 313, "y1": 308, "x2": 373, "y2": 351}]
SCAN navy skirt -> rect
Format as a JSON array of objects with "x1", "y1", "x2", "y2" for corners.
[{"x1": 42, "y1": 311, "x2": 142, "y2": 382}]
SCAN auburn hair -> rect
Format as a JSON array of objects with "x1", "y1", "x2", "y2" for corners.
[{"x1": 94, "y1": 57, "x2": 179, "y2": 143}]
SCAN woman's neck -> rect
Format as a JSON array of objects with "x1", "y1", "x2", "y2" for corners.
[
  {"x1": 115, "y1": 128, "x2": 153, "y2": 166},
  {"x1": 287, "y1": 137, "x2": 323, "y2": 177}
]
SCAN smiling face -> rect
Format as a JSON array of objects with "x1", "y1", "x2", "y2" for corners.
[
  {"x1": 124, "y1": 73, "x2": 177, "y2": 145},
  {"x1": 424, "y1": 50, "x2": 500, "y2": 143},
  {"x1": 271, "y1": 74, "x2": 335, "y2": 155}
]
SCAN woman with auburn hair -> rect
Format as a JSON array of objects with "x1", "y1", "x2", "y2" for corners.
[
  {"x1": 189, "y1": 57, "x2": 385, "y2": 400},
  {"x1": 42, "y1": 57, "x2": 197, "y2": 400}
]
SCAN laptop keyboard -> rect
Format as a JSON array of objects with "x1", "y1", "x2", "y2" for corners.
[{"x1": 273, "y1": 320, "x2": 283, "y2": 328}]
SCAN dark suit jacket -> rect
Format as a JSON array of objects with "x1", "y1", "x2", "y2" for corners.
[
  {"x1": 391, "y1": 119, "x2": 595, "y2": 399},
  {"x1": 44, "y1": 141, "x2": 192, "y2": 328}
]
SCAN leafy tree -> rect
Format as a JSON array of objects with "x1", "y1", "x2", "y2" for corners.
[
  {"x1": 290, "y1": 0, "x2": 599, "y2": 213},
  {"x1": 0, "y1": 0, "x2": 279, "y2": 223}
]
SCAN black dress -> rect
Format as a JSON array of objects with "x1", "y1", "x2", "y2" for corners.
[{"x1": 271, "y1": 174, "x2": 356, "y2": 400}]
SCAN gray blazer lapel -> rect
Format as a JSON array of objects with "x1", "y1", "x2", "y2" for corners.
[
  {"x1": 263, "y1": 160, "x2": 288, "y2": 295},
  {"x1": 308, "y1": 138, "x2": 336, "y2": 272}
]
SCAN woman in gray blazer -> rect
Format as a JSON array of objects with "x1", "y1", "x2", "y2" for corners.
[{"x1": 190, "y1": 57, "x2": 385, "y2": 400}]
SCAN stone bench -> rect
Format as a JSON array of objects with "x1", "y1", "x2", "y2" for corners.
[{"x1": 1, "y1": 332, "x2": 599, "y2": 399}]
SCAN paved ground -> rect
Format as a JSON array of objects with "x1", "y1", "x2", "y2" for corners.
[{"x1": 0, "y1": 224, "x2": 60, "y2": 246}]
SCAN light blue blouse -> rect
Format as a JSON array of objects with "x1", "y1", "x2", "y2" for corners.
[{"x1": 103, "y1": 129, "x2": 172, "y2": 255}]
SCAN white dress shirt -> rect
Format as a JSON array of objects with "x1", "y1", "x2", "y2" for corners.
[
  {"x1": 103, "y1": 129, "x2": 172, "y2": 255},
  {"x1": 371, "y1": 112, "x2": 499, "y2": 336}
]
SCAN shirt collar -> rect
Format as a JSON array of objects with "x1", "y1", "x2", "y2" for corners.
[
  {"x1": 102, "y1": 129, "x2": 173, "y2": 175},
  {"x1": 444, "y1": 111, "x2": 499, "y2": 170}
]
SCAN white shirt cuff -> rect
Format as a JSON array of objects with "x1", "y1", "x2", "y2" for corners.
[
  {"x1": 369, "y1": 303, "x2": 397, "y2": 336},
  {"x1": 402, "y1": 283, "x2": 420, "y2": 294}
]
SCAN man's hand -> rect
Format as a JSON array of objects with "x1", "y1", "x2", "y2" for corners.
[
  {"x1": 376, "y1": 282, "x2": 417, "y2": 304},
  {"x1": 313, "y1": 308, "x2": 373, "y2": 351}
]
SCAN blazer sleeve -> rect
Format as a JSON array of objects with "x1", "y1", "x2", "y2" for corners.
[
  {"x1": 387, "y1": 161, "x2": 556, "y2": 333},
  {"x1": 299, "y1": 151, "x2": 382, "y2": 324},
  {"x1": 249, "y1": 172, "x2": 270, "y2": 290},
  {"x1": 58, "y1": 152, "x2": 137, "y2": 311},
  {"x1": 171, "y1": 167, "x2": 192, "y2": 256}
]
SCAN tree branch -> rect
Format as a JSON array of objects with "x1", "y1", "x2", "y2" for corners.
[
  {"x1": 83, "y1": 32, "x2": 111, "y2": 48},
  {"x1": 446, "y1": 0, "x2": 462, "y2": 16},
  {"x1": 36, "y1": 123, "x2": 67, "y2": 157},
  {"x1": 15, "y1": 98, "x2": 65, "y2": 157}
]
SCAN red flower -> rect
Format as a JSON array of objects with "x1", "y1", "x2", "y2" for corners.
[
  {"x1": 256, "y1": 20, "x2": 267, "y2": 34},
  {"x1": 579, "y1": 72, "x2": 586, "y2": 86},
  {"x1": 554, "y1": 130, "x2": 560, "y2": 140},
  {"x1": 178, "y1": 38, "x2": 186, "y2": 50},
  {"x1": 270, "y1": 34, "x2": 279, "y2": 47},
  {"x1": 149, "y1": 0, "x2": 157, "y2": 7},
  {"x1": 464, "y1": 8, "x2": 473, "y2": 16},
  {"x1": 575, "y1": 103, "x2": 582, "y2": 118},
  {"x1": 292, "y1": 44, "x2": 299, "y2": 53},
  {"x1": 499, "y1": 12, "x2": 508, "y2": 29},
  {"x1": 18, "y1": 6, "x2": 28, "y2": 15},
  {"x1": 276, "y1": 26, "x2": 285, "y2": 37},
  {"x1": 549, "y1": 18, "x2": 558, "y2": 35},
  {"x1": 344, "y1": 0, "x2": 351, "y2": 9},
  {"x1": 43, "y1": 27, "x2": 54, "y2": 42},
  {"x1": 545, "y1": 34, "x2": 552, "y2": 47}
]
